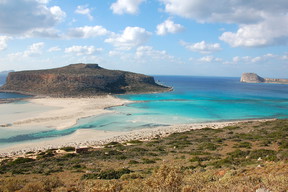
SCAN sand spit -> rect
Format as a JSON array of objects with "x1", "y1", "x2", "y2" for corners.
[
  {"x1": 0, "y1": 118, "x2": 274, "y2": 157},
  {"x1": 0, "y1": 96, "x2": 131, "y2": 130}
]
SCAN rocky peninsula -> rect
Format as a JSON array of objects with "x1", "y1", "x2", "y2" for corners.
[
  {"x1": 240, "y1": 73, "x2": 288, "y2": 84},
  {"x1": 0, "y1": 64, "x2": 170, "y2": 97}
]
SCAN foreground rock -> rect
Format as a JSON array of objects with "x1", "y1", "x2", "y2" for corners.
[
  {"x1": 0, "y1": 64, "x2": 170, "y2": 97},
  {"x1": 241, "y1": 73, "x2": 288, "y2": 84}
]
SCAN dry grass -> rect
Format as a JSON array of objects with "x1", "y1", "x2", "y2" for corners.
[{"x1": 0, "y1": 119, "x2": 288, "y2": 191}]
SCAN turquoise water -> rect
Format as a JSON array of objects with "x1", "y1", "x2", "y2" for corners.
[
  {"x1": 0, "y1": 92, "x2": 30, "y2": 99},
  {"x1": 0, "y1": 76, "x2": 288, "y2": 145}
]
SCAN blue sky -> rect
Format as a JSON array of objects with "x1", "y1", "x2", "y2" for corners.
[{"x1": 0, "y1": 0, "x2": 287, "y2": 77}]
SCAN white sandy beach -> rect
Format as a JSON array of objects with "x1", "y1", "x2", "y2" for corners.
[
  {"x1": 0, "y1": 96, "x2": 131, "y2": 130},
  {"x1": 0, "y1": 96, "x2": 274, "y2": 157}
]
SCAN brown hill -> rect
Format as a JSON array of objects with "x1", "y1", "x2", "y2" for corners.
[
  {"x1": 0, "y1": 64, "x2": 170, "y2": 97},
  {"x1": 241, "y1": 73, "x2": 288, "y2": 84}
]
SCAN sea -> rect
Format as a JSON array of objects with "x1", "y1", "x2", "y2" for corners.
[{"x1": 1, "y1": 75, "x2": 288, "y2": 146}]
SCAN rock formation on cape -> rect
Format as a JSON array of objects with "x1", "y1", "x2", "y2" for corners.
[
  {"x1": 0, "y1": 64, "x2": 170, "y2": 97},
  {"x1": 241, "y1": 73, "x2": 288, "y2": 84}
]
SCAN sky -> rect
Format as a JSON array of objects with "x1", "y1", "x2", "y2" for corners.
[{"x1": 0, "y1": 0, "x2": 287, "y2": 77}]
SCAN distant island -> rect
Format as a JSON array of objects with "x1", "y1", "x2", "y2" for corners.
[
  {"x1": 240, "y1": 73, "x2": 288, "y2": 84},
  {"x1": 0, "y1": 64, "x2": 170, "y2": 97}
]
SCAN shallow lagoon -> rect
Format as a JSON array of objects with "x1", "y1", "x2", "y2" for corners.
[{"x1": 1, "y1": 76, "x2": 288, "y2": 145}]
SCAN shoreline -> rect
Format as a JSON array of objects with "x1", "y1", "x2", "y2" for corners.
[
  {"x1": 0, "y1": 95, "x2": 132, "y2": 130},
  {"x1": 0, "y1": 118, "x2": 275, "y2": 157},
  {"x1": 0, "y1": 95, "x2": 278, "y2": 158}
]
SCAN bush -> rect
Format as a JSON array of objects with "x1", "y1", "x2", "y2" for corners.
[
  {"x1": 62, "y1": 153, "x2": 77, "y2": 158},
  {"x1": 228, "y1": 149, "x2": 249, "y2": 158},
  {"x1": 82, "y1": 168, "x2": 132, "y2": 180},
  {"x1": 60, "y1": 146, "x2": 75, "y2": 152},
  {"x1": 142, "y1": 158, "x2": 156, "y2": 164},
  {"x1": 0, "y1": 178, "x2": 26, "y2": 191},
  {"x1": 127, "y1": 140, "x2": 143, "y2": 144},
  {"x1": 224, "y1": 126, "x2": 240, "y2": 130},
  {"x1": 233, "y1": 141, "x2": 252, "y2": 149},
  {"x1": 249, "y1": 149, "x2": 277, "y2": 161},
  {"x1": 128, "y1": 160, "x2": 139, "y2": 165},
  {"x1": 145, "y1": 165, "x2": 183, "y2": 192},
  {"x1": 278, "y1": 140, "x2": 288, "y2": 149},
  {"x1": 198, "y1": 142, "x2": 219, "y2": 151},
  {"x1": 8, "y1": 157, "x2": 35, "y2": 166},
  {"x1": 189, "y1": 156, "x2": 210, "y2": 162},
  {"x1": 19, "y1": 182, "x2": 45, "y2": 192}
]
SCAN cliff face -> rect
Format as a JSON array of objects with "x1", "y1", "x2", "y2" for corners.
[
  {"x1": 0, "y1": 64, "x2": 170, "y2": 97},
  {"x1": 240, "y1": 73, "x2": 265, "y2": 83},
  {"x1": 241, "y1": 73, "x2": 288, "y2": 84}
]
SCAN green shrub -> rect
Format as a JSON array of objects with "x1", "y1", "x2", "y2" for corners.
[
  {"x1": 60, "y1": 146, "x2": 75, "y2": 152},
  {"x1": 278, "y1": 140, "x2": 288, "y2": 149},
  {"x1": 249, "y1": 149, "x2": 277, "y2": 161},
  {"x1": 127, "y1": 140, "x2": 143, "y2": 144},
  {"x1": 228, "y1": 149, "x2": 249, "y2": 158},
  {"x1": 82, "y1": 168, "x2": 132, "y2": 180},
  {"x1": 128, "y1": 160, "x2": 139, "y2": 164},
  {"x1": 129, "y1": 147, "x2": 148, "y2": 152},
  {"x1": 224, "y1": 126, "x2": 240, "y2": 130},
  {"x1": 198, "y1": 142, "x2": 219, "y2": 151},
  {"x1": 233, "y1": 141, "x2": 252, "y2": 149},
  {"x1": 190, "y1": 151, "x2": 210, "y2": 156},
  {"x1": 142, "y1": 158, "x2": 156, "y2": 164},
  {"x1": 8, "y1": 157, "x2": 35, "y2": 166},
  {"x1": 62, "y1": 153, "x2": 77, "y2": 158},
  {"x1": 189, "y1": 156, "x2": 209, "y2": 162},
  {"x1": 259, "y1": 140, "x2": 272, "y2": 147}
]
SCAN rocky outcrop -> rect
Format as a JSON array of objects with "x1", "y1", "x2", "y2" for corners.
[
  {"x1": 241, "y1": 73, "x2": 288, "y2": 84},
  {"x1": 240, "y1": 73, "x2": 265, "y2": 83},
  {"x1": 0, "y1": 64, "x2": 170, "y2": 97}
]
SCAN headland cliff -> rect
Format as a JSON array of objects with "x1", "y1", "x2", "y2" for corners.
[{"x1": 0, "y1": 64, "x2": 170, "y2": 97}]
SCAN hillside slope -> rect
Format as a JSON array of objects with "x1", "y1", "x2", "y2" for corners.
[{"x1": 0, "y1": 64, "x2": 169, "y2": 97}]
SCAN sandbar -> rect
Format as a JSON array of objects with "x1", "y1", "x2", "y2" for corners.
[{"x1": 0, "y1": 96, "x2": 131, "y2": 130}]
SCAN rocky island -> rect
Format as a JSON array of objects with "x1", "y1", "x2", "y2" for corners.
[
  {"x1": 0, "y1": 63, "x2": 170, "y2": 97},
  {"x1": 240, "y1": 73, "x2": 288, "y2": 84}
]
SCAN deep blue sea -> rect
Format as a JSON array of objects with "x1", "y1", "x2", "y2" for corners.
[{"x1": 1, "y1": 76, "x2": 288, "y2": 145}]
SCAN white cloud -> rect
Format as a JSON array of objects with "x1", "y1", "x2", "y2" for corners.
[
  {"x1": 160, "y1": 0, "x2": 288, "y2": 24},
  {"x1": 23, "y1": 42, "x2": 45, "y2": 57},
  {"x1": 108, "y1": 50, "x2": 122, "y2": 56},
  {"x1": 0, "y1": 36, "x2": 11, "y2": 51},
  {"x1": 10, "y1": 42, "x2": 45, "y2": 58},
  {"x1": 229, "y1": 54, "x2": 278, "y2": 64},
  {"x1": 156, "y1": 19, "x2": 184, "y2": 35},
  {"x1": 0, "y1": 0, "x2": 66, "y2": 35},
  {"x1": 64, "y1": 46, "x2": 103, "y2": 56},
  {"x1": 24, "y1": 28, "x2": 61, "y2": 38},
  {"x1": 161, "y1": 0, "x2": 288, "y2": 47},
  {"x1": 105, "y1": 27, "x2": 151, "y2": 50},
  {"x1": 110, "y1": 0, "x2": 145, "y2": 15},
  {"x1": 68, "y1": 26, "x2": 110, "y2": 38},
  {"x1": 198, "y1": 56, "x2": 222, "y2": 63},
  {"x1": 50, "y1": 6, "x2": 66, "y2": 23},
  {"x1": 220, "y1": 15, "x2": 288, "y2": 47},
  {"x1": 75, "y1": 5, "x2": 93, "y2": 20},
  {"x1": 48, "y1": 46, "x2": 61, "y2": 52},
  {"x1": 181, "y1": 40, "x2": 221, "y2": 54},
  {"x1": 136, "y1": 46, "x2": 174, "y2": 60}
]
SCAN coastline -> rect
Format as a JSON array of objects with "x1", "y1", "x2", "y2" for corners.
[
  {"x1": 0, "y1": 95, "x2": 278, "y2": 157},
  {"x1": 0, "y1": 117, "x2": 275, "y2": 157},
  {"x1": 0, "y1": 95, "x2": 132, "y2": 130}
]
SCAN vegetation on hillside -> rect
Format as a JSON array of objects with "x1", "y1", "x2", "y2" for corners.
[{"x1": 0, "y1": 119, "x2": 287, "y2": 191}]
